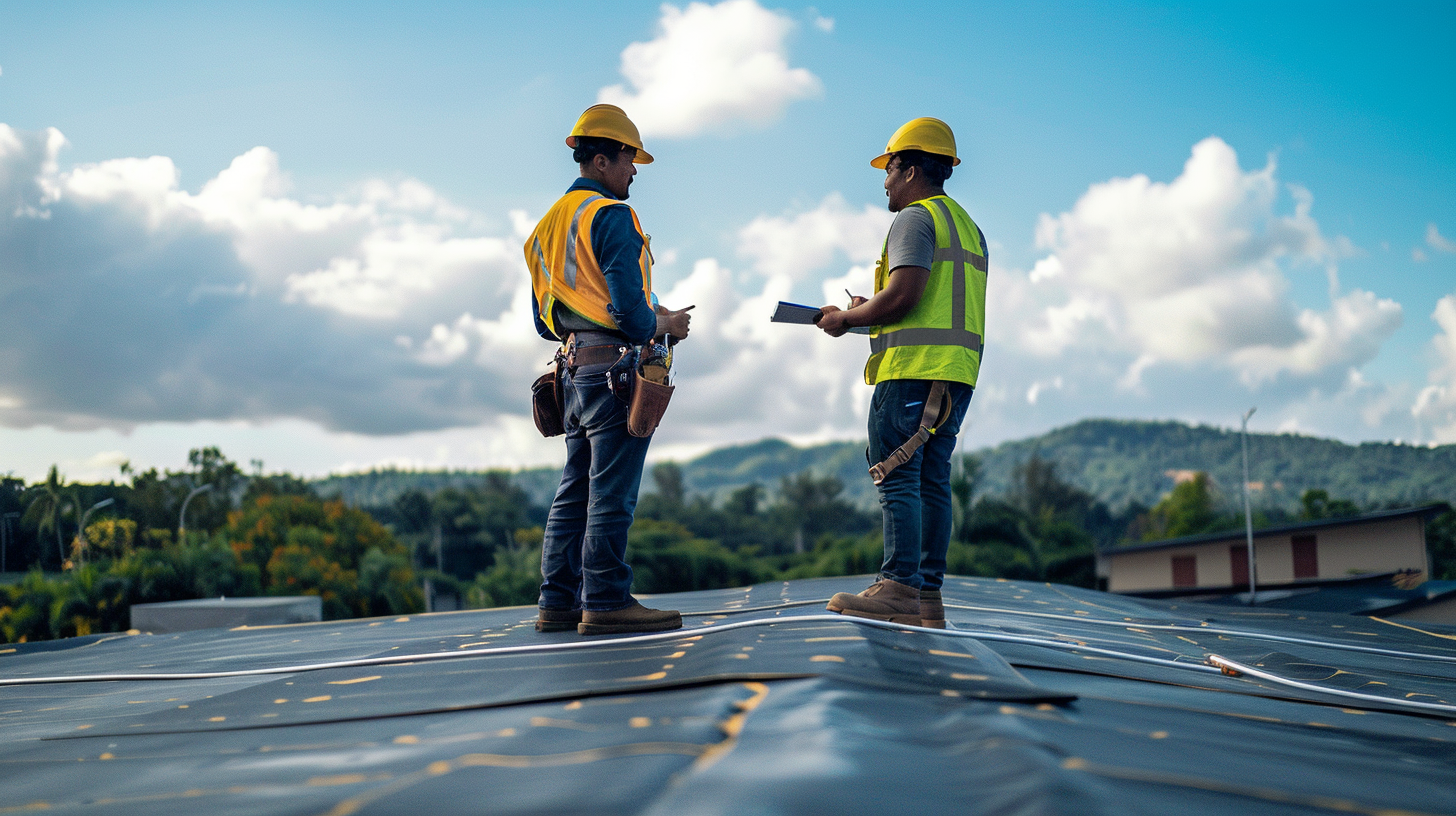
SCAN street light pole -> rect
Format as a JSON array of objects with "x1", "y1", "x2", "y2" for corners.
[
  {"x1": 178, "y1": 484, "x2": 213, "y2": 544},
  {"x1": 1241, "y1": 407, "x2": 1258, "y2": 605},
  {"x1": 76, "y1": 498, "x2": 115, "y2": 566}
]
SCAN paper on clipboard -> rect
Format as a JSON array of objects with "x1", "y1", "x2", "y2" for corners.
[{"x1": 770, "y1": 301, "x2": 871, "y2": 334}]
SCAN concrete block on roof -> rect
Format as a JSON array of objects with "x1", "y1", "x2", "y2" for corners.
[{"x1": 130, "y1": 596, "x2": 322, "y2": 633}]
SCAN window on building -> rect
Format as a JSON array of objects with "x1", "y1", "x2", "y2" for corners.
[
  {"x1": 1172, "y1": 555, "x2": 1197, "y2": 588},
  {"x1": 1230, "y1": 545, "x2": 1249, "y2": 588},
  {"x1": 1292, "y1": 534, "x2": 1318, "y2": 579}
]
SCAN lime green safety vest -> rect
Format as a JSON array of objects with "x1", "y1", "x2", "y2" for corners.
[{"x1": 865, "y1": 195, "x2": 987, "y2": 386}]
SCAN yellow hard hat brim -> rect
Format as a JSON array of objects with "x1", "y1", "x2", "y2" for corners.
[{"x1": 870, "y1": 150, "x2": 961, "y2": 169}]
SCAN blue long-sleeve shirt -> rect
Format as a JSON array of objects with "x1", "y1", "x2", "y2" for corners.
[{"x1": 531, "y1": 178, "x2": 657, "y2": 344}]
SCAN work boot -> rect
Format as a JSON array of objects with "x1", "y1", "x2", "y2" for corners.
[
  {"x1": 825, "y1": 578, "x2": 921, "y2": 625},
  {"x1": 919, "y1": 588, "x2": 946, "y2": 629},
  {"x1": 536, "y1": 607, "x2": 582, "y2": 633},
  {"x1": 578, "y1": 601, "x2": 682, "y2": 636}
]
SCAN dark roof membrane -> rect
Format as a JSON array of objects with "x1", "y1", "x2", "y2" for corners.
[{"x1": 1, "y1": 576, "x2": 1454, "y2": 815}]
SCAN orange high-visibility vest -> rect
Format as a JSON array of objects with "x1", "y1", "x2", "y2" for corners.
[{"x1": 526, "y1": 189, "x2": 652, "y2": 335}]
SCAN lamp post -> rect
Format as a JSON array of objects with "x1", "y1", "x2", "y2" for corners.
[
  {"x1": 76, "y1": 498, "x2": 115, "y2": 565},
  {"x1": 178, "y1": 484, "x2": 213, "y2": 544},
  {"x1": 1241, "y1": 407, "x2": 1258, "y2": 605}
]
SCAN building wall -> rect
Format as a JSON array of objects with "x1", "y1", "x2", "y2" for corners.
[{"x1": 1106, "y1": 517, "x2": 1429, "y2": 593}]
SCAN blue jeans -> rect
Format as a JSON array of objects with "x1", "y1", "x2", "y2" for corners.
[
  {"x1": 538, "y1": 352, "x2": 652, "y2": 612},
  {"x1": 868, "y1": 379, "x2": 974, "y2": 591}
]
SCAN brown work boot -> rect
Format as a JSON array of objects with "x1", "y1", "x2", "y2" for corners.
[
  {"x1": 825, "y1": 578, "x2": 921, "y2": 625},
  {"x1": 578, "y1": 601, "x2": 682, "y2": 635},
  {"x1": 919, "y1": 588, "x2": 946, "y2": 629},
  {"x1": 536, "y1": 607, "x2": 582, "y2": 633}
]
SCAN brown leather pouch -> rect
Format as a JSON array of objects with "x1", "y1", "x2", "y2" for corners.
[
  {"x1": 531, "y1": 367, "x2": 564, "y2": 437},
  {"x1": 626, "y1": 369, "x2": 673, "y2": 437}
]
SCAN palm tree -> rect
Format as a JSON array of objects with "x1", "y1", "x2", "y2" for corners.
[{"x1": 22, "y1": 466, "x2": 68, "y2": 569}]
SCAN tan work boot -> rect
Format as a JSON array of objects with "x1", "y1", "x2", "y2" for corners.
[
  {"x1": 536, "y1": 608, "x2": 582, "y2": 633},
  {"x1": 825, "y1": 578, "x2": 921, "y2": 625},
  {"x1": 919, "y1": 588, "x2": 946, "y2": 629},
  {"x1": 578, "y1": 601, "x2": 682, "y2": 635}
]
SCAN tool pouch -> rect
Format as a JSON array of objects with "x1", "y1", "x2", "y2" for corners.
[
  {"x1": 627, "y1": 369, "x2": 674, "y2": 438},
  {"x1": 531, "y1": 367, "x2": 564, "y2": 438}
]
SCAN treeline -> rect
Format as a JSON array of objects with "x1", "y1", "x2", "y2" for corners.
[
  {"x1": 4, "y1": 444, "x2": 1452, "y2": 644},
  {"x1": 0, "y1": 448, "x2": 421, "y2": 642}
]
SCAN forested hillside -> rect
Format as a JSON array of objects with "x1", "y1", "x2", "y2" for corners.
[{"x1": 312, "y1": 419, "x2": 1456, "y2": 514}]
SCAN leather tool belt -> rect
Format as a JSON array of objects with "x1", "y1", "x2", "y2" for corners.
[{"x1": 868, "y1": 381, "x2": 953, "y2": 486}]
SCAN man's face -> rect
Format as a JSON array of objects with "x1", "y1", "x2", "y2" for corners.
[
  {"x1": 597, "y1": 148, "x2": 638, "y2": 200},
  {"x1": 883, "y1": 155, "x2": 912, "y2": 213}
]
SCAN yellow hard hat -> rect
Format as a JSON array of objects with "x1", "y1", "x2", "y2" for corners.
[
  {"x1": 566, "y1": 104, "x2": 654, "y2": 164},
  {"x1": 870, "y1": 117, "x2": 960, "y2": 169}
]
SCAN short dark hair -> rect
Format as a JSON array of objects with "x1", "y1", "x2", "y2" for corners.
[
  {"x1": 573, "y1": 136, "x2": 635, "y2": 165},
  {"x1": 893, "y1": 149, "x2": 953, "y2": 184}
]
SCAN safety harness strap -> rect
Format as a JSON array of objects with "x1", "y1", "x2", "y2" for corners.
[{"x1": 868, "y1": 381, "x2": 952, "y2": 486}]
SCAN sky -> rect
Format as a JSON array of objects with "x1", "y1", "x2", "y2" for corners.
[{"x1": 1, "y1": 0, "x2": 1453, "y2": 483}]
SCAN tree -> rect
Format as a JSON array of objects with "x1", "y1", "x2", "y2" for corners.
[
  {"x1": 1300, "y1": 489, "x2": 1360, "y2": 520},
  {"x1": 1142, "y1": 472, "x2": 1221, "y2": 540},
  {"x1": 23, "y1": 466, "x2": 69, "y2": 568}
]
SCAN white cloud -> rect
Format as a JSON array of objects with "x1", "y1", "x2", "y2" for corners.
[
  {"x1": 736, "y1": 193, "x2": 892, "y2": 280},
  {"x1": 597, "y1": 0, "x2": 822, "y2": 138},
  {"x1": 0, "y1": 123, "x2": 536, "y2": 435},
  {"x1": 813, "y1": 15, "x2": 835, "y2": 32},
  {"x1": 1412, "y1": 295, "x2": 1456, "y2": 442},
  {"x1": 1022, "y1": 136, "x2": 1400, "y2": 384},
  {"x1": 1428, "y1": 223, "x2": 1456, "y2": 254}
]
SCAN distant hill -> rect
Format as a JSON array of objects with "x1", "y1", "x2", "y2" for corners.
[{"x1": 313, "y1": 419, "x2": 1456, "y2": 514}]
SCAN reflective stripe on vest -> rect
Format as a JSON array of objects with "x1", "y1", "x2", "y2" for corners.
[
  {"x1": 865, "y1": 195, "x2": 987, "y2": 386},
  {"x1": 562, "y1": 194, "x2": 604, "y2": 290}
]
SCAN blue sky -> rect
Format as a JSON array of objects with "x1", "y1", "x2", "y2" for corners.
[{"x1": 1, "y1": 0, "x2": 1453, "y2": 481}]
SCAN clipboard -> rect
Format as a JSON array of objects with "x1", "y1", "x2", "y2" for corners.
[{"x1": 770, "y1": 301, "x2": 871, "y2": 335}]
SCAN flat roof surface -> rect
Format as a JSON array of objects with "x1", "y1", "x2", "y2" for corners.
[{"x1": 1, "y1": 575, "x2": 1454, "y2": 815}]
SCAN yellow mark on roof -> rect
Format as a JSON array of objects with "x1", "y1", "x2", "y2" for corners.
[
  {"x1": 274, "y1": 699, "x2": 288, "y2": 704},
  {"x1": 951, "y1": 673, "x2": 989, "y2": 681},
  {"x1": 328, "y1": 676, "x2": 381, "y2": 685},
  {"x1": 809, "y1": 655, "x2": 845, "y2": 663},
  {"x1": 805, "y1": 636, "x2": 864, "y2": 643},
  {"x1": 308, "y1": 774, "x2": 369, "y2": 787},
  {"x1": 666, "y1": 651, "x2": 686, "y2": 658},
  {"x1": 99, "y1": 753, "x2": 114, "y2": 760},
  {"x1": 564, "y1": 701, "x2": 583, "y2": 711},
  {"x1": 929, "y1": 649, "x2": 977, "y2": 660},
  {"x1": 622, "y1": 671, "x2": 667, "y2": 681},
  {"x1": 394, "y1": 735, "x2": 419, "y2": 744},
  {"x1": 630, "y1": 717, "x2": 651, "y2": 728},
  {"x1": 1149, "y1": 731, "x2": 1168, "y2": 739},
  {"x1": 207, "y1": 717, "x2": 226, "y2": 722},
  {"x1": 303, "y1": 696, "x2": 332, "y2": 703}
]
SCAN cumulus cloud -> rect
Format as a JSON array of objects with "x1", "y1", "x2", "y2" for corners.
[
  {"x1": 0, "y1": 123, "x2": 538, "y2": 435},
  {"x1": 1428, "y1": 224, "x2": 1456, "y2": 255},
  {"x1": 597, "y1": 0, "x2": 822, "y2": 138},
  {"x1": 1021, "y1": 137, "x2": 1401, "y2": 385},
  {"x1": 737, "y1": 193, "x2": 892, "y2": 281},
  {"x1": 1412, "y1": 295, "x2": 1456, "y2": 442}
]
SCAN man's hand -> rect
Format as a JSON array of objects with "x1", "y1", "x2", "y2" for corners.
[
  {"x1": 815, "y1": 304, "x2": 852, "y2": 338},
  {"x1": 656, "y1": 304, "x2": 694, "y2": 341}
]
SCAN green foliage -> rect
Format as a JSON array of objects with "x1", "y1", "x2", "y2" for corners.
[
  {"x1": 1142, "y1": 473, "x2": 1221, "y2": 540},
  {"x1": 1299, "y1": 489, "x2": 1360, "y2": 520},
  {"x1": 1428, "y1": 506, "x2": 1456, "y2": 580}
]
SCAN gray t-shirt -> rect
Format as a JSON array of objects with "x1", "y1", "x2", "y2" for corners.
[{"x1": 885, "y1": 204, "x2": 936, "y2": 272}]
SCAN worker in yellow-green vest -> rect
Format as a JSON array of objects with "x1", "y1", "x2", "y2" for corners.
[
  {"x1": 525, "y1": 104, "x2": 693, "y2": 636},
  {"x1": 816, "y1": 117, "x2": 986, "y2": 629}
]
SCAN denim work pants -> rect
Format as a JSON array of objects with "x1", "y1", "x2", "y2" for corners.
[
  {"x1": 868, "y1": 378, "x2": 974, "y2": 591},
  {"x1": 538, "y1": 354, "x2": 652, "y2": 612}
]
